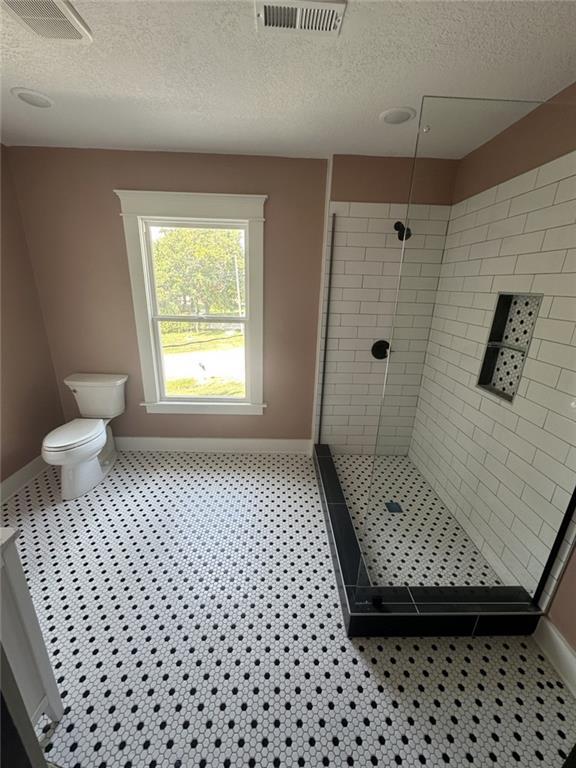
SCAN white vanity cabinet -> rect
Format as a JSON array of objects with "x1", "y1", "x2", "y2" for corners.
[{"x1": 1, "y1": 526, "x2": 63, "y2": 725}]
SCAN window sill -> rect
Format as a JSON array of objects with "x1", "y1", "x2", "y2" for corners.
[{"x1": 142, "y1": 401, "x2": 266, "y2": 415}]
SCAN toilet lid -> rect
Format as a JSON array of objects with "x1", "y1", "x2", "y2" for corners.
[{"x1": 43, "y1": 419, "x2": 105, "y2": 451}]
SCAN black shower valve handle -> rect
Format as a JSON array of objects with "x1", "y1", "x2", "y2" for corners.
[{"x1": 371, "y1": 339, "x2": 390, "y2": 360}]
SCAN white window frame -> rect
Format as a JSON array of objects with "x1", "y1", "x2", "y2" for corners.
[{"x1": 115, "y1": 190, "x2": 267, "y2": 415}]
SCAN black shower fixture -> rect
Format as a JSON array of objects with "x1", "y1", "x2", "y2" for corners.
[
  {"x1": 394, "y1": 221, "x2": 412, "y2": 241},
  {"x1": 371, "y1": 339, "x2": 390, "y2": 359}
]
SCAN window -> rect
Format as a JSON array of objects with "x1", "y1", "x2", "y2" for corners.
[{"x1": 115, "y1": 191, "x2": 267, "y2": 414}]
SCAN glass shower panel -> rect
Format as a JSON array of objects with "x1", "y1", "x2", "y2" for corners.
[
  {"x1": 317, "y1": 155, "x2": 419, "y2": 602},
  {"x1": 366, "y1": 95, "x2": 575, "y2": 596}
]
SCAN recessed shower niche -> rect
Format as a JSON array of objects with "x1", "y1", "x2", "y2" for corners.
[{"x1": 477, "y1": 293, "x2": 542, "y2": 402}]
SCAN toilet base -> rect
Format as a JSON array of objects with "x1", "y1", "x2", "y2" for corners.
[{"x1": 61, "y1": 427, "x2": 117, "y2": 500}]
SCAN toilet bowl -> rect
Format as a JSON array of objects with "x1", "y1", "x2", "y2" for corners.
[
  {"x1": 42, "y1": 418, "x2": 111, "y2": 500},
  {"x1": 42, "y1": 373, "x2": 128, "y2": 500}
]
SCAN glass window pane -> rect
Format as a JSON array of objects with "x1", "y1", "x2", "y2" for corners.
[
  {"x1": 150, "y1": 225, "x2": 246, "y2": 317},
  {"x1": 159, "y1": 321, "x2": 245, "y2": 399}
]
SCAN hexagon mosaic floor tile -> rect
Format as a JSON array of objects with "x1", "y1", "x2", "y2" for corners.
[
  {"x1": 333, "y1": 454, "x2": 502, "y2": 587},
  {"x1": 2, "y1": 451, "x2": 575, "y2": 768}
]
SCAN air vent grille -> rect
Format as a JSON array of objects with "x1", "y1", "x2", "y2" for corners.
[
  {"x1": 264, "y1": 3, "x2": 298, "y2": 29},
  {"x1": 7, "y1": 0, "x2": 64, "y2": 17},
  {"x1": 256, "y1": 1, "x2": 345, "y2": 35},
  {"x1": 300, "y1": 5, "x2": 339, "y2": 32},
  {"x1": 2, "y1": 0, "x2": 92, "y2": 41}
]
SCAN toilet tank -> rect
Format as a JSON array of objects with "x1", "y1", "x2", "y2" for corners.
[{"x1": 64, "y1": 373, "x2": 128, "y2": 418}]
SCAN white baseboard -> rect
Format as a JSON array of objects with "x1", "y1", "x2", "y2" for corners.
[
  {"x1": 115, "y1": 437, "x2": 313, "y2": 455},
  {"x1": 534, "y1": 617, "x2": 576, "y2": 697},
  {"x1": 0, "y1": 456, "x2": 46, "y2": 502}
]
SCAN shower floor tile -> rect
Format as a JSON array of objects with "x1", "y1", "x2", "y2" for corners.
[
  {"x1": 2, "y1": 451, "x2": 574, "y2": 768},
  {"x1": 333, "y1": 454, "x2": 502, "y2": 587}
]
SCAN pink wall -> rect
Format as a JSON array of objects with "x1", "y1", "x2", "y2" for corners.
[
  {"x1": 549, "y1": 543, "x2": 576, "y2": 650},
  {"x1": 1, "y1": 149, "x2": 63, "y2": 480},
  {"x1": 7, "y1": 148, "x2": 327, "y2": 440},
  {"x1": 331, "y1": 155, "x2": 457, "y2": 204},
  {"x1": 331, "y1": 83, "x2": 576, "y2": 209},
  {"x1": 453, "y1": 82, "x2": 576, "y2": 202}
]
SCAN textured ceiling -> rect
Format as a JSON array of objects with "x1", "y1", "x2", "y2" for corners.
[{"x1": 2, "y1": 0, "x2": 576, "y2": 158}]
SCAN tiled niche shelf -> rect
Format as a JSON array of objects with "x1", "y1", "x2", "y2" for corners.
[{"x1": 477, "y1": 293, "x2": 542, "y2": 402}]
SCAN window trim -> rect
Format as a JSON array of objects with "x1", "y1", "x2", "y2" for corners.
[{"x1": 115, "y1": 191, "x2": 267, "y2": 415}]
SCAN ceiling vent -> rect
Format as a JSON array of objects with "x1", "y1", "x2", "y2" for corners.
[
  {"x1": 2, "y1": 0, "x2": 92, "y2": 41},
  {"x1": 255, "y1": 1, "x2": 346, "y2": 35}
]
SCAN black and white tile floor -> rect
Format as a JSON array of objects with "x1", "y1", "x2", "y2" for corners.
[
  {"x1": 334, "y1": 455, "x2": 502, "y2": 588},
  {"x1": 2, "y1": 452, "x2": 575, "y2": 768}
]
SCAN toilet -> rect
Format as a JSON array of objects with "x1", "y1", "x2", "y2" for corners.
[{"x1": 42, "y1": 373, "x2": 128, "y2": 500}]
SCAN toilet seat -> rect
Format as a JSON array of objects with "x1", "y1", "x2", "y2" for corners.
[{"x1": 43, "y1": 418, "x2": 105, "y2": 452}]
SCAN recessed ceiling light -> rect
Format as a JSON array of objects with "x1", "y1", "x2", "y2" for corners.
[
  {"x1": 379, "y1": 107, "x2": 417, "y2": 125},
  {"x1": 11, "y1": 87, "x2": 53, "y2": 108}
]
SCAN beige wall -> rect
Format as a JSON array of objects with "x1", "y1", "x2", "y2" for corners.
[
  {"x1": 7, "y1": 148, "x2": 327, "y2": 440},
  {"x1": 1, "y1": 149, "x2": 63, "y2": 480},
  {"x1": 549, "y1": 543, "x2": 576, "y2": 650}
]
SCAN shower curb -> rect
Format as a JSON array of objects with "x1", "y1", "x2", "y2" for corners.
[{"x1": 313, "y1": 444, "x2": 542, "y2": 638}]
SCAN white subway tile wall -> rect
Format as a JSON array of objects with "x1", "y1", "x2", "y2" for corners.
[
  {"x1": 409, "y1": 149, "x2": 576, "y2": 603},
  {"x1": 319, "y1": 202, "x2": 450, "y2": 455},
  {"x1": 316, "y1": 149, "x2": 575, "y2": 603}
]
